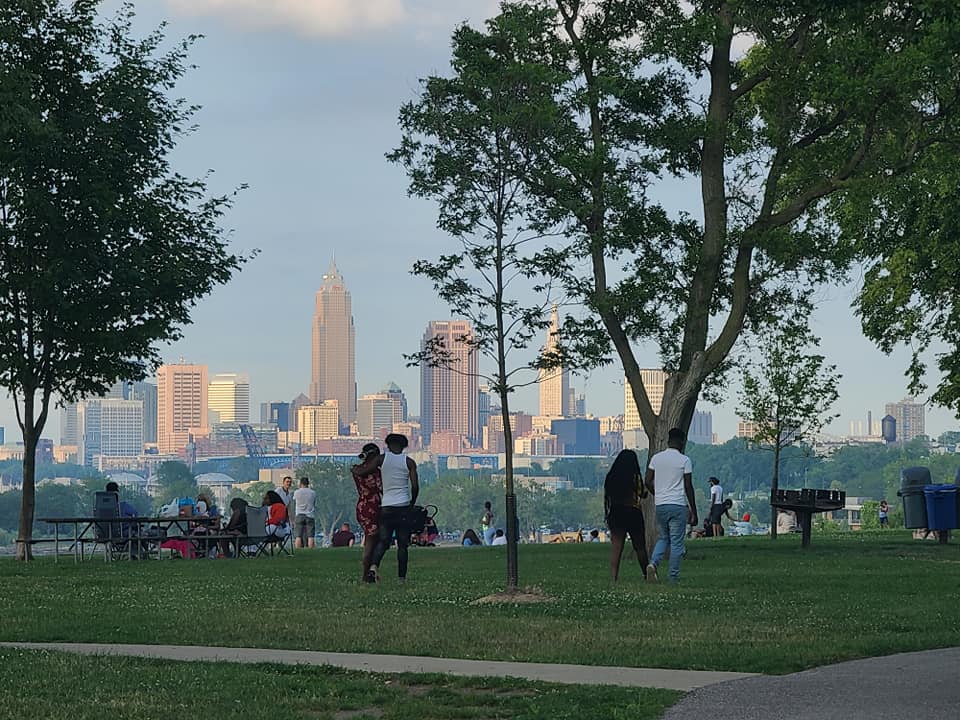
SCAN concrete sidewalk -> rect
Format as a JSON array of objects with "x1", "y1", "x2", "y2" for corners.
[
  {"x1": 662, "y1": 647, "x2": 960, "y2": 719},
  {"x1": 0, "y1": 642, "x2": 755, "y2": 691}
]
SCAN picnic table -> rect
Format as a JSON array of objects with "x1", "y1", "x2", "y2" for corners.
[
  {"x1": 770, "y1": 488, "x2": 846, "y2": 548},
  {"x1": 38, "y1": 515, "x2": 236, "y2": 563}
]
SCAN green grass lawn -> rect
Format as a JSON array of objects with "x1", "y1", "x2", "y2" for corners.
[
  {"x1": 1, "y1": 533, "x2": 958, "y2": 675},
  {"x1": 0, "y1": 648, "x2": 680, "y2": 720}
]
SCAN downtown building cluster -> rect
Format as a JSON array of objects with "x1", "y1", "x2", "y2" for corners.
[{"x1": 29, "y1": 261, "x2": 929, "y2": 478}]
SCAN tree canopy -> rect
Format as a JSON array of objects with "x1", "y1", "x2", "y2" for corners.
[{"x1": 0, "y1": 1, "x2": 248, "y2": 558}]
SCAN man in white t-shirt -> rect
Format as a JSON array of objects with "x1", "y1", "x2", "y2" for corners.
[
  {"x1": 491, "y1": 529, "x2": 507, "y2": 546},
  {"x1": 292, "y1": 477, "x2": 317, "y2": 549},
  {"x1": 644, "y1": 427, "x2": 698, "y2": 583}
]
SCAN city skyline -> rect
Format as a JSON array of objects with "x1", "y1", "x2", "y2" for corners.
[{"x1": 0, "y1": 0, "x2": 958, "y2": 447}]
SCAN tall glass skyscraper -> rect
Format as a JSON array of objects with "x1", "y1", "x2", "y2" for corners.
[
  {"x1": 310, "y1": 260, "x2": 356, "y2": 430},
  {"x1": 420, "y1": 320, "x2": 479, "y2": 447},
  {"x1": 538, "y1": 305, "x2": 570, "y2": 417}
]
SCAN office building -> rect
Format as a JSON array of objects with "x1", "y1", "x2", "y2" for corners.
[
  {"x1": 688, "y1": 410, "x2": 713, "y2": 446},
  {"x1": 884, "y1": 398, "x2": 925, "y2": 444},
  {"x1": 310, "y1": 260, "x2": 356, "y2": 429},
  {"x1": 624, "y1": 369, "x2": 668, "y2": 431},
  {"x1": 484, "y1": 411, "x2": 533, "y2": 453},
  {"x1": 551, "y1": 417, "x2": 601, "y2": 455},
  {"x1": 538, "y1": 306, "x2": 570, "y2": 417},
  {"x1": 357, "y1": 393, "x2": 403, "y2": 438},
  {"x1": 129, "y1": 381, "x2": 158, "y2": 444},
  {"x1": 260, "y1": 401, "x2": 291, "y2": 432},
  {"x1": 157, "y1": 362, "x2": 209, "y2": 454},
  {"x1": 420, "y1": 320, "x2": 479, "y2": 447},
  {"x1": 298, "y1": 401, "x2": 340, "y2": 446},
  {"x1": 208, "y1": 373, "x2": 250, "y2": 424},
  {"x1": 78, "y1": 398, "x2": 143, "y2": 467},
  {"x1": 61, "y1": 402, "x2": 79, "y2": 445},
  {"x1": 382, "y1": 382, "x2": 408, "y2": 422}
]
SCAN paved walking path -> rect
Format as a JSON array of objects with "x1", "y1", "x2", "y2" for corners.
[
  {"x1": 6, "y1": 641, "x2": 958, "y2": 716},
  {"x1": 0, "y1": 642, "x2": 754, "y2": 691},
  {"x1": 661, "y1": 647, "x2": 960, "y2": 720}
]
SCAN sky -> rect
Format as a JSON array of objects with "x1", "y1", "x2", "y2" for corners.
[{"x1": 2, "y1": 0, "x2": 958, "y2": 445}]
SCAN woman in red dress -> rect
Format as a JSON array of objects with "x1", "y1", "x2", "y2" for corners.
[{"x1": 351, "y1": 443, "x2": 383, "y2": 582}]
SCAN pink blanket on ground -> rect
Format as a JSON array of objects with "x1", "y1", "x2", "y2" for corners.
[{"x1": 160, "y1": 539, "x2": 196, "y2": 559}]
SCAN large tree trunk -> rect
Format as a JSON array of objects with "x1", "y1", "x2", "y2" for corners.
[
  {"x1": 16, "y1": 395, "x2": 38, "y2": 562},
  {"x1": 638, "y1": 374, "x2": 700, "y2": 553}
]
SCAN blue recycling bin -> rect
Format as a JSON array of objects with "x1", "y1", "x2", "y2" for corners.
[{"x1": 923, "y1": 485, "x2": 958, "y2": 531}]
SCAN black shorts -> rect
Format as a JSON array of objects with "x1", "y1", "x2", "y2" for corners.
[
  {"x1": 709, "y1": 505, "x2": 724, "y2": 524},
  {"x1": 607, "y1": 505, "x2": 645, "y2": 538}
]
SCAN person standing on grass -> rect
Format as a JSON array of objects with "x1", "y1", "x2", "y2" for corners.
[
  {"x1": 644, "y1": 427, "x2": 698, "y2": 583},
  {"x1": 879, "y1": 500, "x2": 889, "y2": 528},
  {"x1": 708, "y1": 477, "x2": 725, "y2": 539},
  {"x1": 361, "y1": 433, "x2": 419, "y2": 584},
  {"x1": 603, "y1": 449, "x2": 650, "y2": 582},
  {"x1": 480, "y1": 500, "x2": 495, "y2": 545},
  {"x1": 293, "y1": 477, "x2": 317, "y2": 549},
  {"x1": 351, "y1": 442, "x2": 383, "y2": 581}
]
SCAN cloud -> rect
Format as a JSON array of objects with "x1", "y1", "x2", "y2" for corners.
[{"x1": 163, "y1": 0, "x2": 407, "y2": 37}]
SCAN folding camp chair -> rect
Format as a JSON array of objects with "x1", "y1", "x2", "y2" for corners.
[
  {"x1": 91, "y1": 491, "x2": 127, "y2": 561},
  {"x1": 241, "y1": 505, "x2": 270, "y2": 557}
]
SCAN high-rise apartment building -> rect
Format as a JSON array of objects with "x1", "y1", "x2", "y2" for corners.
[
  {"x1": 157, "y1": 362, "x2": 209, "y2": 454},
  {"x1": 208, "y1": 373, "x2": 250, "y2": 424},
  {"x1": 420, "y1": 320, "x2": 479, "y2": 447},
  {"x1": 78, "y1": 398, "x2": 143, "y2": 467},
  {"x1": 688, "y1": 410, "x2": 713, "y2": 446},
  {"x1": 310, "y1": 260, "x2": 356, "y2": 429},
  {"x1": 884, "y1": 397, "x2": 925, "y2": 444},
  {"x1": 298, "y1": 401, "x2": 340, "y2": 446},
  {"x1": 357, "y1": 393, "x2": 404, "y2": 437},
  {"x1": 624, "y1": 369, "x2": 669, "y2": 431},
  {"x1": 538, "y1": 306, "x2": 570, "y2": 417}
]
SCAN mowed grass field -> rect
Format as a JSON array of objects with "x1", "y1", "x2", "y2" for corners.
[{"x1": 1, "y1": 533, "x2": 958, "y2": 675}]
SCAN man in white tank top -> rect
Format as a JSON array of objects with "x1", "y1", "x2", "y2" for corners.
[{"x1": 363, "y1": 433, "x2": 419, "y2": 583}]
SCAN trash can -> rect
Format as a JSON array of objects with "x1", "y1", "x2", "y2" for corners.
[
  {"x1": 923, "y1": 484, "x2": 959, "y2": 531},
  {"x1": 901, "y1": 466, "x2": 932, "y2": 489},
  {"x1": 900, "y1": 486, "x2": 928, "y2": 528}
]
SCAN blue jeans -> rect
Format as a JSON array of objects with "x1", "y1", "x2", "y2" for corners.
[{"x1": 651, "y1": 504, "x2": 688, "y2": 582}]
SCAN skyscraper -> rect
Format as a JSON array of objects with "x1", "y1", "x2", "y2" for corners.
[
  {"x1": 538, "y1": 306, "x2": 570, "y2": 417},
  {"x1": 77, "y1": 398, "x2": 143, "y2": 467},
  {"x1": 357, "y1": 393, "x2": 404, "y2": 438},
  {"x1": 157, "y1": 362, "x2": 209, "y2": 454},
  {"x1": 60, "y1": 402, "x2": 79, "y2": 445},
  {"x1": 298, "y1": 401, "x2": 340, "y2": 446},
  {"x1": 884, "y1": 397, "x2": 925, "y2": 444},
  {"x1": 208, "y1": 373, "x2": 250, "y2": 424},
  {"x1": 310, "y1": 260, "x2": 356, "y2": 429},
  {"x1": 129, "y1": 381, "x2": 158, "y2": 444},
  {"x1": 420, "y1": 320, "x2": 479, "y2": 447},
  {"x1": 623, "y1": 369, "x2": 669, "y2": 431}
]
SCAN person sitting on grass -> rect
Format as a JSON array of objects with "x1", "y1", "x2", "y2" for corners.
[
  {"x1": 491, "y1": 529, "x2": 507, "y2": 546},
  {"x1": 461, "y1": 528, "x2": 482, "y2": 546},
  {"x1": 263, "y1": 490, "x2": 290, "y2": 538}
]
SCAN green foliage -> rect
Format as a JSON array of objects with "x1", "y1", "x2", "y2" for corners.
[
  {"x1": 0, "y1": 0, "x2": 248, "y2": 552},
  {"x1": 299, "y1": 460, "x2": 356, "y2": 542},
  {"x1": 154, "y1": 462, "x2": 197, "y2": 508}
]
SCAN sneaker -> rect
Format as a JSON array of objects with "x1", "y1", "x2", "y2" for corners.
[{"x1": 645, "y1": 563, "x2": 658, "y2": 582}]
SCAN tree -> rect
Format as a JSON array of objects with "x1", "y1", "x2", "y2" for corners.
[
  {"x1": 0, "y1": 1, "x2": 248, "y2": 559},
  {"x1": 300, "y1": 460, "x2": 356, "y2": 546},
  {"x1": 737, "y1": 327, "x2": 839, "y2": 538},
  {"x1": 387, "y1": 6, "x2": 566, "y2": 591},
  {"x1": 453, "y1": 1, "x2": 960, "y2": 548},
  {"x1": 155, "y1": 462, "x2": 198, "y2": 506}
]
